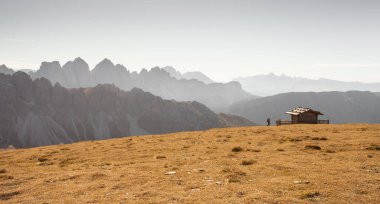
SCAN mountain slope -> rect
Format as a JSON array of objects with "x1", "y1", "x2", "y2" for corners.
[
  {"x1": 1, "y1": 124, "x2": 379, "y2": 203},
  {"x1": 228, "y1": 91, "x2": 380, "y2": 125},
  {"x1": 3, "y1": 58, "x2": 249, "y2": 111},
  {"x1": 0, "y1": 72, "x2": 254, "y2": 148},
  {"x1": 235, "y1": 73, "x2": 380, "y2": 96}
]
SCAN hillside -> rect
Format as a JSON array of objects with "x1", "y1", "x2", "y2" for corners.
[
  {"x1": 0, "y1": 124, "x2": 379, "y2": 203},
  {"x1": 0, "y1": 72, "x2": 253, "y2": 148},
  {"x1": 235, "y1": 73, "x2": 380, "y2": 96},
  {"x1": 228, "y1": 91, "x2": 380, "y2": 125}
]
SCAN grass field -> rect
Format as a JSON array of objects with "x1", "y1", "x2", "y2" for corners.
[{"x1": 1, "y1": 124, "x2": 379, "y2": 203}]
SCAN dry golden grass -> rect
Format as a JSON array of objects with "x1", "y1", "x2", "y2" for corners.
[{"x1": 1, "y1": 124, "x2": 379, "y2": 203}]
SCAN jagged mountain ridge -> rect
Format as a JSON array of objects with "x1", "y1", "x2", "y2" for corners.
[
  {"x1": 1, "y1": 58, "x2": 249, "y2": 111},
  {"x1": 228, "y1": 91, "x2": 380, "y2": 125},
  {"x1": 0, "y1": 64, "x2": 14, "y2": 75},
  {"x1": 0, "y1": 72, "x2": 254, "y2": 148},
  {"x1": 235, "y1": 73, "x2": 380, "y2": 96},
  {"x1": 162, "y1": 66, "x2": 215, "y2": 84}
]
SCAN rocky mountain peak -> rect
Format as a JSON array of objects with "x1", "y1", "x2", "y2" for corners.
[
  {"x1": 0, "y1": 64, "x2": 15, "y2": 75},
  {"x1": 62, "y1": 57, "x2": 89, "y2": 71},
  {"x1": 74, "y1": 57, "x2": 86, "y2": 63},
  {"x1": 40, "y1": 61, "x2": 61, "y2": 71},
  {"x1": 115, "y1": 64, "x2": 129, "y2": 72},
  {"x1": 98, "y1": 58, "x2": 114, "y2": 67},
  {"x1": 149, "y1": 67, "x2": 171, "y2": 77},
  {"x1": 11, "y1": 71, "x2": 34, "y2": 101}
]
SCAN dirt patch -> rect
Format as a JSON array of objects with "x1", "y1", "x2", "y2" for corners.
[
  {"x1": 232, "y1": 146, "x2": 243, "y2": 152},
  {"x1": 365, "y1": 145, "x2": 380, "y2": 151},
  {"x1": 241, "y1": 160, "x2": 256, "y2": 166},
  {"x1": 305, "y1": 145, "x2": 321, "y2": 150},
  {"x1": 301, "y1": 191, "x2": 321, "y2": 199},
  {"x1": 311, "y1": 137, "x2": 328, "y2": 141},
  {"x1": 0, "y1": 191, "x2": 20, "y2": 200},
  {"x1": 90, "y1": 173, "x2": 107, "y2": 180}
]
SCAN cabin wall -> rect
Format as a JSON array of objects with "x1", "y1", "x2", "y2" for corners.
[
  {"x1": 291, "y1": 115, "x2": 298, "y2": 123},
  {"x1": 298, "y1": 112, "x2": 318, "y2": 124}
]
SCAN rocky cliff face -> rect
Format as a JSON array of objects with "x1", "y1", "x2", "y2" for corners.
[
  {"x1": 62, "y1": 57, "x2": 92, "y2": 88},
  {"x1": 6, "y1": 58, "x2": 249, "y2": 112},
  {"x1": 0, "y1": 72, "x2": 254, "y2": 148}
]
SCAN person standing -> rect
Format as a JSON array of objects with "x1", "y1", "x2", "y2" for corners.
[{"x1": 267, "y1": 118, "x2": 271, "y2": 126}]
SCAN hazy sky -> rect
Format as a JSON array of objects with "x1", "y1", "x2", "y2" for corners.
[{"x1": 1, "y1": 0, "x2": 379, "y2": 82}]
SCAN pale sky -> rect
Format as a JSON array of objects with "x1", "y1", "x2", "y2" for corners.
[{"x1": 1, "y1": 0, "x2": 379, "y2": 82}]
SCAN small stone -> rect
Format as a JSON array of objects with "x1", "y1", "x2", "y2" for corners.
[
  {"x1": 293, "y1": 180, "x2": 302, "y2": 184},
  {"x1": 294, "y1": 180, "x2": 309, "y2": 184},
  {"x1": 165, "y1": 171, "x2": 176, "y2": 175}
]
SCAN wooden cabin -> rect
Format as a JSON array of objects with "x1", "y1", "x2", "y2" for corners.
[{"x1": 277, "y1": 107, "x2": 329, "y2": 125}]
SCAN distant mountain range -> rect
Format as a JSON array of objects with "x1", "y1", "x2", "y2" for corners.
[
  {"x1": 162, "y1": 66, "x2": 215, "y2": 84},
  {"x1": 228, "y1": 91, "x2": 380, "y2": 125},
  {"x1": 235, "y1": 73, "x2": 380, "y2": 96},
  {"x1": 3, "y1": 60, "x2": 380, "y2": 127},
  {"x1": 0, "y1": 58, "x2": 249, "y2": 111},
  {"x1": 0, "y1": 72, "x2": 253, "y2": 148}
]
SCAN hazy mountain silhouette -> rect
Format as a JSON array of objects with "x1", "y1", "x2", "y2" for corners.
[
  {"x1": 1, "y1": 58, "x2": 249, "y2": 112},
  {"x1": 235, "y1": 73, "x2": 380, "y2": 96},
  {"x1": 0, "y1": 72, "x2": 253, "y2": 148},
  {"x1": 162, "y1": 66, "x2": 215, "y2": 84},
  {"x1": 228, "y1": 91, "x2": 380, "y2": 125},
  {"x1": 0, "y1": 64, "x2": 14, "y2": 75}
]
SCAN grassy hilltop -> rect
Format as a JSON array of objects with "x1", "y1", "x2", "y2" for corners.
[{"x1": 1, "y1": 124, "x2": 379, "y2": 203}]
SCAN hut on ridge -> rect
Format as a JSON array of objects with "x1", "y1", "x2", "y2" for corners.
[{"x1": 276, "y1": 107, "x2": 329, "y2": 125}]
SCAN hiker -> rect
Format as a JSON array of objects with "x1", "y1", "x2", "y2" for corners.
[{"x1": 267, "y1": 118, "x2": 271, "y2": 126}]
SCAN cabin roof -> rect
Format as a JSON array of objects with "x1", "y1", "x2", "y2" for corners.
[{"x1": 285, "y1": 107, "x2": 324, "y2": 116}]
